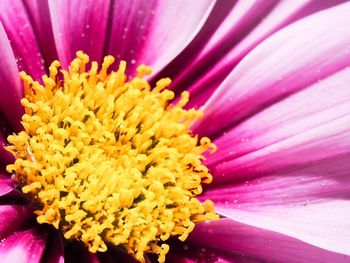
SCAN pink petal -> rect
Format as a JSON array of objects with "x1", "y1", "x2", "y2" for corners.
[
  {"x1": 167, "y1": 252, "x2": 237, "y2": 263},
  {"x1": 84, "y1": 253, "x2": 100, "y2": 263},
  {"x1": 200, "y1": 94, "x2": 350, "y2": 255},
  {"x1": 211, "y1": 106, "x2": 350, "y2": 183},
  {"x1": 185, "y1": 0, "x2": 348, "y2": 108},
  {"x1": 0, "y1": 0, "x2": 45, "y2": 80},
  {"x1": 0, "y1": 174, "x2": 16, "y2": 196},
  {"x1": 107, "y1": 0, "x2": 215, "y2": 74},
  {"x1": 199, "y1": 66, "x2": 350, "y2": 255},
  {"x1": 213, "y1": 201, "x2": 350, "y2": 258},
  {"x1": 0, "y1": 228, "x2": 47, "y2": 263},
  {"x1": 202, "y1": 153, "x2": 350, "y2": 256},
  {"x1": 0, "y1": 22, "x2": 24, "y2": 132},
  {"x1": 166, "y1": 0, "x2": 282, "y2": 96},
  {"x1": 194, "y1": 2, "x2": 350, "y2": 137},
  {"x1": 207, "y1": 66, "x2": 350, "y2": 183},
  {"x1": 189, "y1": 219, "x2": 350, "y2": 263},
  {"x1": 48, "y1": 0, "x2": 110, "y2": 69},
  {"x1": 167, "y1": 241, "x2": 248, "y2": 263},
  {"x1": 0, "y1": 205, "x2": 33, "y2": 238},
  {"x1": 204, "y1": 155, "x2": 350, "y2": 208},
  {"x1": 23, "y1": 0, "x2": 58, "y2": 66}
]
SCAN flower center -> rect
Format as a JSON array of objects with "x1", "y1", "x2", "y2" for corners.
[{"x1": 6, "y1": 52, "x2": 218, "y2": 262}]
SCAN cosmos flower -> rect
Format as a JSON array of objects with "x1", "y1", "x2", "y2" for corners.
[{"x1": 0, "y1": 0, "x2": 349, "y2": 262}]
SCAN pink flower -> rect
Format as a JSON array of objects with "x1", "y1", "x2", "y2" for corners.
[{"x1": 0, "y1": 0, "x2": 349, "y2": 262}]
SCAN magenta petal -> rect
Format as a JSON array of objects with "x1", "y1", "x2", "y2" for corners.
[
  {"x1": 107, "y1": 0, "x2": 214, "y2": 74},
  {"x1": 167, "y1": 243, "x2": 248, "y2": 263},
  {"x1": 190, "y1": 219, "x2": 350, "y2": 263},
  {"x1": 202, "y1": 156, "x2": 350, "y2": 256},
  {"x1": 23, "y1": 0, "x2": 58, "y2": 66},
  {"x1": 0, "y1": 22, "x2": 24, "y2": 132},
  {"x1": 0, "y1": 143, "x2": 14, "y2": 165},
  {"x1": 206, "y1": 66, "x2": 350, "y2": 183},
  {"x1": 0, "y1": 228, "x2": 47, "y2": 263},
  {"x1": 0, "y1": 205, "x2": 33, "y2": 238},
  {"x1": 84, "y1": 253, "x2": 100, "y2": 263},
  {"x1": 0, "y1": 0, "x2": 45, "y2": 80},
  {"x1": 200, "y1": 65, "x2": 350, "y2": 257},
  {"x1": 204, "y1": 154, "x2": 350, "y2": 207},
  {"x1": 184, "y1": 0, "x2": 348, "y2": 108},
  {"x1": 167, "y1": 252, "x2": 233, "y2": 263},
  {"x1": 211, "y1": 104, "x2": 350, "y2": 183},
  {"x1": 0, "y1": 174, "x2": 16, "y2": 196},
  {"x1": 168, "y1": 0, "x2": 281, "y2": 98},
  {"x1": 216, "y1": 201, "x2": 350, "y2": 257},
  {"x1": 49, "y1": 0, "x2": 110, "y2": 69},
  {"x1": 195, "y1": 2, "x2": 350, "y2": 137},
  {"x1": 201, "y1": 91, "x2": 350, "y2": 255}
]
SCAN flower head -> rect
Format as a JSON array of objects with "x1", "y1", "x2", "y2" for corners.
[
  {"x1": 7, "y1": 52, "x2": 217, "y2": 262},
  {"x1": 0, "y1": 0, "x2": 349, "y2": 262}
]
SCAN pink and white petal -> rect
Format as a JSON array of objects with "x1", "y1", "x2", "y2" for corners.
[
  {"x1": 203, "y1": 154, "x2": 350, "y2": 208},
  {"x1": 0, "y1": 228, "x2": 47, "y2": 263},
  {"x1": 194, "y1": 2, "x2": 350, "y2": 137},
  {"x1": 206, "y1": 66, "x2": 350, "y2": 180},
  {"x1": 189, "y1": 219, "x2": 350, "y2": 263},
  {"x1": 0, "y1": 22, "x2": 24, "y2": 132},
  {"x1": 213, "y1": 201, "x2": 350, "y2": 258},
  {"x1": 107, "y1": 0, "x2": 215, "y2": 74},
  {"x1": 197, "y1": 0, "x2": 346, "y2": 61},
  {"x1": 23, "y1": 0, "x2": 58, "y2": 66},
  {"x1": 48, "y1": 0, "x2": 110, "y2": 69},
  {"x1": 210, "y1": 108, "x2": 350, "y2": 183},
  {"x1": 199, "y1": 66, "x2": 350, "y2": 255},
  {"x1": 202, "y1": 156, "x2": 350, "y2": 256},
  {"x1": 186, "y1": 0, "x2": 348, "y2": 108},
  {"x1": 0, "y1": 174, "x2": 16, "y2": 196},
  {"x1": 0, "y1": 205, "x2": 33, "y2": 238},
  {"x1": 167, "y1": 0, "x2": 284, "y2": 95},
  {"x1": 0, "y1": 0, "x2": 45, "y2": 80}
]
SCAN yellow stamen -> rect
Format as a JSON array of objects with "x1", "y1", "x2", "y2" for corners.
[{"x1": 6, "y1": 51, "x2": 218, "y2": 262}]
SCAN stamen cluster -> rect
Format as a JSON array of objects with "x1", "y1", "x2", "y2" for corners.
[{"x1": 7, "y1": 52, "x2": 217, "y2": 262}]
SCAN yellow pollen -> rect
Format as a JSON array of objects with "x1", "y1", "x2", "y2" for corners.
[{"x1": 6, "y1": 51, "x2": 218, "y2": 262}]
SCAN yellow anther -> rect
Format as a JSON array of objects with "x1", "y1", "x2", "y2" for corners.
[
  {"x1": 49, "y1": 60, "x2": 60, "y2": 79},
  {"x1": 177, "y1": 91, "x2": 190, "y2": 108},
  {"x1": 154, "y1": 77, "x2": 172, "y2": 93},
  {"x1": 20, "y1": 72, "x2": 34, "y2": 97},
  {"x1": 99, "y1": 55, "x2": 115, "y2": 79},
  {"x1": 6, "y1": 51, "x2": 218, "y2": 263},
  {"x1": 137, "y1": 64, "x2": 153, "y2": 78}
]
